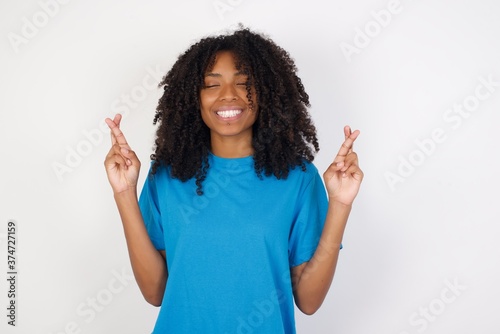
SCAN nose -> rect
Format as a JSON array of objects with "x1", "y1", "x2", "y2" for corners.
[{"x1": 219, "y1": 84, "x2": 238, "y2": 101}]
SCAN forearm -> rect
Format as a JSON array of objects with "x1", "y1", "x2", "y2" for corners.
[
  {"x1": 293, "y1": 201, "x2": 351, "y2": 314},
  {"x1": 114, "y1": 189, "x2": 168, "y2": 306}
]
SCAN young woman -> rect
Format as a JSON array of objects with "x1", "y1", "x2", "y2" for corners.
[{"x1": 104, "y1": 28, "x2": 363, "y2": 333}]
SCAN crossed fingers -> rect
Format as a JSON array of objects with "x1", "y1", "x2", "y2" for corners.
[
  {"x1": 106, "y1": 114, "x2": 131, "y2": 149},
  {"x1": 336, "y1": 126, "x2": 357, "y2": 158},
  {"x1": 104, "y1": 114, "x2": 134, "y2": 170},
  {"x1": 331, "y1": 126, "x2": 360, "y2": 174}
]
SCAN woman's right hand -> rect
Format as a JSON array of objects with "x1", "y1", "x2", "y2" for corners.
[{"x1": 104, "y1": 114, "x2": 141, "y2": 194}]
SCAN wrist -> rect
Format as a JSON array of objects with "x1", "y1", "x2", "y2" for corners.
[
  {"x1": 328, "y1": 200, "x2": 352, "y2": 211},
  {"x1": 114, "y1": 188, "x2": 138, "y2": 202},
  {"x1": 324, "y1": 201, "x2": 352, "y2": 232}
]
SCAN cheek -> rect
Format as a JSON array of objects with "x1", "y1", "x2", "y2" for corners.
[
  {"x1": 199, "y1": 98, "x2": 208, "y2": 118},
  {"x1": 199, "y1": 105, "x2": 210, "y2": 124},
  {"x1": 199, "y1": 97, "x2": 212, "y2": 126},
  {"x1": 200, "y1": 92, "x2": 216, "y2": 111},
  {"x1": 200, "y1": 110, "x2": 213, "y2": 129}
]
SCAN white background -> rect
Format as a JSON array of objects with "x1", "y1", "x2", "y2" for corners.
[{"x1": 1, "y1": 0, "x2": 499, "y2": 333}]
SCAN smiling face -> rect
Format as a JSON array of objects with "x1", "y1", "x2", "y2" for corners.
[{"x1": 199, "y1": 51, "x2": 258, "y2": 150}]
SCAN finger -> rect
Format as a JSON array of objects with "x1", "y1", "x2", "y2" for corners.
[
  {"x1": 106, "y1": 114, "x2": 124, "y2": 145},
  {"x1": 112, "y1": 114, "x2": 122, "y2": 140},
  {"x1": 119, "y1": 146, "x2": 140, "y2": 167},
  {"x1": 344, "y1": 126, "x2": 353, "y2": 153},
  {"x1": 105, "y1": 118, "x2": 130, "y2": 148},
  {"x1": 346, "y1": 152, "x2": 359, "y2": 165},
  {"x1": 105, "y1": 118, "x2": 118, "y2": 145},
  {"x1": 113, "y1": 113, "x2": 122, "y2": 127},
  {"x1": 335, "y1": 129, "x2": 360, "y2": 161},
  {"x1": 105, "y1": 144, "x2": 129, "y2": 164},
  {"x1": 323, "y1": 160, "x2": 345, "y2": 180},
  {"x1": 342, "y1": 165, "x2": 364, "y2": 181},
  {"x1": 340, "y1": 152, "x2": 359, "y2": 172},
  {"x1": 104, "y1": 149, "x2": 129, "y2": 170},
  {"x1": 344, "y1": 126, "x2": 351, "y2": 139},
  {"x1": 327, "y1": 160, "x2": 345, "y2": 171}
]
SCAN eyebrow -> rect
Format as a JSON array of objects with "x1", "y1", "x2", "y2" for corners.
[{"x1": 204, "y1": 71, "x2": 246, "y2": 77}]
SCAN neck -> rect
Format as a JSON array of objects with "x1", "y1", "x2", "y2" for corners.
[{"x1": 210, "y1": 133, "x2": 254, "y2": 158}]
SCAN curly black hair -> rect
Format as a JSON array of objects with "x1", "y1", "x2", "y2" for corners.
[{"x1": 151, "y1": 27, "x2": 320, "y2": 195}]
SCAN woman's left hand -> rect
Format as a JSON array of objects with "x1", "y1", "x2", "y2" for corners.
[{"x1": 323, "y1": 126, "x2": 364, "y2": 206}]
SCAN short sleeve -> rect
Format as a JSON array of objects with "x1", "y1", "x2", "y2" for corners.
[
  {"x1": 138, "y1": 166, "x2": 165, "y2": 250},
  {"x1": 288, "y1": 168, "x2": 329, "y2": 267}
]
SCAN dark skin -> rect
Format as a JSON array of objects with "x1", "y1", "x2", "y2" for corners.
[
  {"x1": 150, "y1": 28, "x2": 322, "y2": 196},
  {"x1": 104, "y1": 52, "x2": 363, "y2": 313}
]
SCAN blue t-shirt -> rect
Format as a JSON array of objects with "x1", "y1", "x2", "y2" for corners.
[{"x1": 138, "y1": 153, "x2": 328, "y2": 334}]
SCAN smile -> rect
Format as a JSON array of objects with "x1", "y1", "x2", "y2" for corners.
[{"x1": 216, "y1": 109, "x2": 243, "y2": 118}]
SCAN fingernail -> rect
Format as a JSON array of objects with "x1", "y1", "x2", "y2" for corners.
[
  {"x1": 121, "y1": 148, "x2": 129, "y2": 154},
  {"x1": 127, "y1": 159, "x2": 132, "y2": 165}
]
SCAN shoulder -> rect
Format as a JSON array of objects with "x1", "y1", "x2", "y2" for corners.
[
  {"x1": 290, "y1": 160, "x2": 320, "y2": 177},
  {"x1": 146, "y1": 160, "x2": 173, "y2": 176},
  {"x1": 301, "y1": 160, "x2": 320, "y2": 175},
  {"x1": 286, "y1": 160, "x2": 322, "y2": 187},
  {"x1": 144, "y1": 161, "x2": 175, "y2": 189}
]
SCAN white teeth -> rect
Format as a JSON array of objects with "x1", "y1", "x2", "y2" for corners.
[{"x1": 216, "y1": 109, "x2": 242, "y2": 118}]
